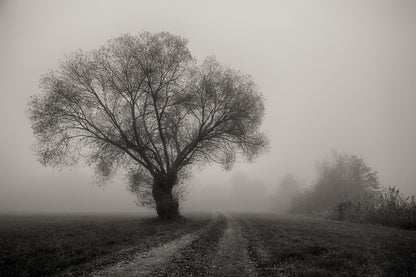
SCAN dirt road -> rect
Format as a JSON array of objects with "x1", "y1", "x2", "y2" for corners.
[
  {"x1": 207, "y1": 215, "x2": 256, "y2": 276},
  {"x1": 91, "y1": 229, "x2": 205, "y2": 277},
  {"x1": 5, "y1": 212, "x2": 414, "y2": 276},
  {"x1": 88, "y1": 213, "x2": 416, "y2": 276},
  {"x1": 90, "y1": 213, "x2": 257, "y2": 276}
]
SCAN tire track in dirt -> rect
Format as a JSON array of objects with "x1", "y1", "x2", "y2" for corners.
[
  {"x1": 207, "y1": 214, "x2": 257, "y2": 276},
  {"x1": 148, "y1": 212, "x2": 227, "y2": 276},
  {"x1": 90, "y1": 221, "x2": 211, "y2": 277},
  {"x1": 91, "y1": 213, "x2": 258, "y2": 276},
  {"x1": 237, "y1": 216, "x2": 283, "y2": 276},
  {"x1": 238, "y1": 216, "x2": 300, "y2": 277}
]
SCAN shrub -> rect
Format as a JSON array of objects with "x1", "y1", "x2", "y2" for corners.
[
  {"x1": 330, "y1": 187, "x2": 416, "y2": 230},
  {"x1": 290, "y1": 152, "x2": 380, "y2": 215}
]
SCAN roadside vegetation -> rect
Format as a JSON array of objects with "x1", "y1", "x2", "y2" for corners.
[
  {"x1": 0, "y1": 213, "x2": 211, "y2": 276},
  {"x1": 285, "y1": 152, "x2": 416, "y2": 230},
  {"x1": 330, "y1": 187, "x2": 416, "y2": 229}
]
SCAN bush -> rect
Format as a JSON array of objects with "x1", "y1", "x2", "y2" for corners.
[
  {"x1": 330, "y1": 187, "x2": 416, "y2": 230},
  {"x1": 290, "y1": 152, "x2": 380, "y2": 214}
]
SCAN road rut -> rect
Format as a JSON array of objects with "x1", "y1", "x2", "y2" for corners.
[
  {"x1": 207, "y1": 214, "x2": 257, "y2": 276},
  {"x1": 91, "y1": 213, "x2": 258, "y2": 276},
  {"x1": 91, "y1": 227, "x2": 206, "y2": 277}
]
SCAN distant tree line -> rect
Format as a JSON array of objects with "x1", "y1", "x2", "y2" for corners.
[
  {"x1": 290, "y1": 152, "x2": 380, "y2": 214},
  {"x1": 273, "y1": 152, "x2": 416, "y2": 230}
]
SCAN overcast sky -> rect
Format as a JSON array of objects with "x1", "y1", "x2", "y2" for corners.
[{"x1": 1, "y1": 0, "x2": 415, "y2": 213}]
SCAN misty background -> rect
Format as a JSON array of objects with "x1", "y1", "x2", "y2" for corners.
[{"x1": 1, "y1": 0, "x2": 415, "y2": 214}]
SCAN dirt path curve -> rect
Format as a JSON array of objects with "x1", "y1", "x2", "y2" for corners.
[
  {"x1": 90, "y1": 223, "x2": 209, "y2": 277},
  {"x1": 208, "y1": 214, "x2": 257, "y2": 276}
]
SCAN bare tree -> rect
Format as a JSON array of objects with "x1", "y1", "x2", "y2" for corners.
[{"x1": 28, "y1": 32, "x2": 267, "y2": 220}]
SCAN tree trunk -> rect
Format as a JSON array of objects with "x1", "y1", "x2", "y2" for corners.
[{"x1": 152, "y1": 174, "x2": 180, "y2": 220}]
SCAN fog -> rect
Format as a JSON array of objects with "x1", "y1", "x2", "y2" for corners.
[{"x1": 1, "y1": 0, "x2": 416, "y2": 214}]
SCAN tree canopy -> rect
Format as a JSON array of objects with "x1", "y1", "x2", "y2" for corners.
[{"x1": 28, "y1": 32, "x2": 267, "y2": 219}]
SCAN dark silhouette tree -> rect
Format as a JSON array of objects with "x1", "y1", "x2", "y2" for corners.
[{"x1": 28, "y1": 32, "x2": 267, "y2": 220}]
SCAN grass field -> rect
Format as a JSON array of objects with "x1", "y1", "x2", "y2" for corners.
[
  {"x1": 238, "y1": 214, "x2": 416, "y2": 276},
  {"x1": 0, "y1": 213, "x2": 211, "y2": 276},
  {"x1": 1, "y1": 212, "x2": 416, "y2": 276}
]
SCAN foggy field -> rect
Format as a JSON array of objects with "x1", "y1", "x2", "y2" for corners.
[
  {"x1": 1, "y1": 213, "x2": 416, "y2": 276},
  {"x1": 2, "y1": 1, "x2": 416, "y2": 276}
]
